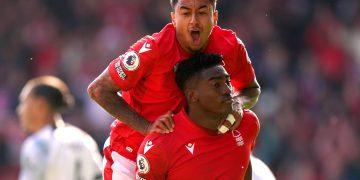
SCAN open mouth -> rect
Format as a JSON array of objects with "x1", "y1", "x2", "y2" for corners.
[{"x1": 190, "y1": 30, "x2": 201, "y2": 44}]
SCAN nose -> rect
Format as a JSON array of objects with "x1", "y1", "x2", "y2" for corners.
[{"x1": 190, "y1": 13, "x2": 199, "y2": 25}]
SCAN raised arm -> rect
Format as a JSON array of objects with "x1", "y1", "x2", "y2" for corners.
[
  {"x1": 87, "y1": 68, "x2": 151, "y2": 134},
  {"x1": 88, "y1": 67, "x2": 174, "y2": 135}
]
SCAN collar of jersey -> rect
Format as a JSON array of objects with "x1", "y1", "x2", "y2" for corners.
[{"x1": 177, "y1": 108, "x2": 220, "y2": 136}]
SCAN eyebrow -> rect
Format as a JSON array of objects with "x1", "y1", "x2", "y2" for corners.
[
  {"x1": 179, "y1": 6, "x2": 191, "y2": 11},
  {"x1": 179, "y1": 4, "x2": 209, "y2": 11},
  {"x1": 198, "y1": 5, "x2": 208, "y2": 10},
  {"x1": 208, "y1": 74, "x2": 230, "y2": 81}
]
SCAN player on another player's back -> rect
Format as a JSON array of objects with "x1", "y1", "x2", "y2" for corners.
[
  {"x1": 136, "y1": 53, "x2": 259, "y2": 180},
  {"x1": 88, "y1": 0, "x2": 260, "y2": 179}
]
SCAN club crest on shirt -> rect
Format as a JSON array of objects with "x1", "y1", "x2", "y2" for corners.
[
  {"x1": 122, "y1": 51, "x2": 140, "y2": 71},
  {"x1": 137, "y1": 154, "x2": 150, "y2": 174},
  {"x1": 232, "y1": 130, "x2": 244, "y2": 146}
]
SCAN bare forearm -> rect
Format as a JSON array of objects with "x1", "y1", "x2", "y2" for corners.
[
  {"x1": 239, "y1": 86, "x2": 260, "y2": 109},
  {"x1": 88, "y1": 69, "x2": 150, "y2": 135},
  {"x1": 235, "y1": 79, "x2": 261, "y2": 109},
  {"x1": 93, "y1": 91, "x2": 150, "y2": 134}
]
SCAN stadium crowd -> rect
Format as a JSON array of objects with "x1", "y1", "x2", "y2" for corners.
[{"x1": 0, "y1": 0, "x2": 359, "y2": 179}]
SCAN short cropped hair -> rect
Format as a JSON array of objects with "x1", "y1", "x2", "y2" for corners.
[
  {"x1": 174, "y1": 53, "x2": 223, "y2": 91},
  {"x1": 24, "y1": 76, "x2": 74, "y2": 113},
  {"x1": 170, "y1": 0, "x2": 217, "y2": 9}
]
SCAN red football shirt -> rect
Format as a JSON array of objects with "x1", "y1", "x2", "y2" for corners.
[
  {"x1": 107, "y1": 23, "x2": 256, "y2": 161},
  {"x1": 136, "y1": 109, "x2": 260, "y2": 180}
]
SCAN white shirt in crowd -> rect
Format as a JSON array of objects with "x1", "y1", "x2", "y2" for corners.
[
  {"x1": 19, "y1": 123, "x2": 102, "y2": 180},
  {"x1": 251, "y1": 155, "x2": 276, "y2": 180}
]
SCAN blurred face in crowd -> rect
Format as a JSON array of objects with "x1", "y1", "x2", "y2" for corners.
[
  {"x1": 17, "y1": 86, "x2": 49, "y2": 133},
  {"x1": 189, "y1": 65, "x2": 233, "y2": 116},
  {"x1": 171, "y1": 0, "x2": 218, "y2": 53}
]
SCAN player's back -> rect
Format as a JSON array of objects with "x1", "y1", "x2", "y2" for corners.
[{"x1": 45, "y1": 124, "x2": 102, "y2": 180}]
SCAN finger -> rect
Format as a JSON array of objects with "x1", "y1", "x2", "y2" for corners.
[
  {"x1": 229, "y1": 112, "x2": 242, "y2": 131},
  {"x1": 229, "y1": 118, "x2": 241, "y2": 131},
  {"x1": 159, "y1": 111, "x2": 174, "y2": 128},
  {"x1": 152, "y1": 127, "x2": 167, "y2": 134},
  {"x1": 150, "y1": 122, "x2": 168, "y2": 134},
  {"x1": 218, "y1": 120, "x2": 232, "y2": 134},
  {"x1": 164, "y1": 111, "x2": 172, "y2": 116},
  {"x1": 226, "y1": 114, "x2": 236, "y2": 125},
  {"x1": 218, "y1": 125, "x2": 229, "y2": 134},
  {"x1": 160, "y1": 118, "x2": 172, "y2": 133},
  {"x1": 232, "y1": 110, "x2": 243, "y2": 120},
  {"x1": 168, "y1": 114, "x2": 175, "y2": 129}
]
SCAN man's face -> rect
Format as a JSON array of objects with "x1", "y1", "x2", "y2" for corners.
[
  {"x1": 192, "y1": 65, "x2": 233, "y2": 115},
  {"x1": 17, "y1": 88, "x2": 43, "y2": 133},
  {"x1": 171, "y1": 0, "x2": 218, "y2": 53}
]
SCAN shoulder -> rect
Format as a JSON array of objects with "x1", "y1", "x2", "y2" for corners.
[
  {"x1": 139, "y1": 117, "x2": 188, "y2": 157},
  {"x1": 20, "y1": 135, "x2": 50, "y2": 170},
  {"x1": 53, "y1": 125, "x2": 98, "y2": 151},
  {"x1": 212, "y1": 25, "x2": 249, "y2": 53},
  {"x1": 133, "y1": 23, "x2": 175, "y2": 51},
  {"x1": 152, "y1": 23, "x2": 176, "y2": 44},
  {"x1": 53, "y1": 125, "x2": 83, "y2": 142},
  {"x1": 242, "y1": 109, "x2": 260, "y2": 132},
  {"x1": 21, "y1": 130, "x2": 52, "y2": 157},
  {"x1": 209, "y1": 26, "x2": 248, "y2": 58},
  {"x1": 212, "y1": 26, "x2": 240, "y2": 47},
  {"x1": 21, "y1": 136, "x2": 43, "y2": 156},
  {"x1": 150, "y1": 23, "x2": 177, "y2": 55},
  {"x1": 139, "y1": 132, "x2": 176, "y2": 156}
]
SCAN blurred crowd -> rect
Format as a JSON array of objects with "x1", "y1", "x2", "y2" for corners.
[{"x1": 0, "y1": 0, "x2": 359, "y2": 179}]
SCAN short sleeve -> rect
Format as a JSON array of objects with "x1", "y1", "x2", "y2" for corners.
[
  {"x1": 230, "y1": 39, "x2": 256, "y2": 92},
  {"x1": 243, "y1": 109, "x2": 260, "y2": 150},
  {"x1": 108, "y1": 36, "x2": 158, "y2": 91},
  {"x1": 136, "y1": 135, "x2": 169, "y2": 180}
]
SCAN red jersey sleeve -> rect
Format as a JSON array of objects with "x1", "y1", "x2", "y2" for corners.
[
  {"x1": 136, "y1": 134, "x2": 170, "y2": 180},
  {"x1": 108, "y1": 36, "x2": 158, "y2": 91},
  {"x1": 230, "y1": 38, "x2": 256, "y2": 92},
  {"x1": 242, "y1": 109, "x2": 260, "y2": 150}
]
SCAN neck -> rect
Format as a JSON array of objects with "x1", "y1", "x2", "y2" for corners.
[
  {"x1": 33, "y1": 112, "x2": 57, "y2": 133},
  {"x1": 187, "y1": 105, "x2": 227, "y2": 132}
]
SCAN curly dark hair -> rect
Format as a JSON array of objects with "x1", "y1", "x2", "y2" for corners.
[{"x1": 174, "y1": 53, "x2": 223, "y2": 91}]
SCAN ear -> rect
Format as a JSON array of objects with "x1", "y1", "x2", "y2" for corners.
[
  {"x1": 187, "y1": 89, "x2": 199, "y2": 103},
  {"x1": 213, "y1": 10, "x2": 218, "y2": 26},
  {"x1": 171, "y1": 11, "x2": 176, "y2": 27}
]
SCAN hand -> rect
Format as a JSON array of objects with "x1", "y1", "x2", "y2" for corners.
[
  {"x1": 218, "y1": 99, "x2": 243, "y2": 134},
  {"x1": 146, "y1": 111, "x2": 174, "y2": 134},
  {"x1": 229, "y1": 100, "x2": 243, "y2": 131}
]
